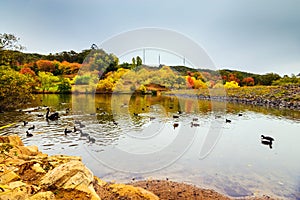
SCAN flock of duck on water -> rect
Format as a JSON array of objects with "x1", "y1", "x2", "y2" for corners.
[
  {"x1": 22, "y1": 105, "x2": 275, "y2": 149},
  {"x1": 24, "y1": 107, "x2": 96, "y2": 143}
]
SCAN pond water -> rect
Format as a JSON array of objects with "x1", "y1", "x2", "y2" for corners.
[{"x1": 0, "y1": 94, "x2": 299, "y2": 199}]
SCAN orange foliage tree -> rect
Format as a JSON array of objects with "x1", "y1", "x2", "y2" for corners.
[
  {"x1": 228, "y1": 73, "x2": 240, "y2": 83},
  {"x1": 20, "y1": 67, "x2": 36, "y2": 77},
  {"x1": 36, "y1": 60, "x2": 55, "y2": 73},
  {"x1": 186, "y1": 76, "x2": 195, "y2": 88},
  {"x1": 242, "y1": 77, "x2": 255, "y2": 86}
]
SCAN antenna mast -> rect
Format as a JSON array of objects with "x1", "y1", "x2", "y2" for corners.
[
  {"x1": 143, "y1": 49, "x2": 145, "y2": 64},
  {"x1": 159, "y1": 54, "x2": 161, "y2": 66}
]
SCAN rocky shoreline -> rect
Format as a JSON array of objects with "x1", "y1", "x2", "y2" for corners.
[
  {"x1": 168, "y1": 85, "x2": 300, "y2": 111},
  {"x1": 0, "y1": 135, "x2": 277, "y2": 199}
]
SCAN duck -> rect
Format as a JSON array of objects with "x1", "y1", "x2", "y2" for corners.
[
  {"x1": 150, "y1": 117, "x2": 155, "y2": 121},
  {"x1": 192, "y1": 118, "x2": 198, "y2": 121},
  {"x1": 66, "y1": 108, "x2": 70, "y2": 114},
  {"x1": 74, "y1": 126, "x2": 80, "y2": 133},
  {"x1": 37, "y1": 114, "x2": 44, "y2": 117},
  {"x1": 88, "y1": 136, "x2": 96, "y2": 143},
  {"x1": 46, "y1": 108, "x2": 59, "y2": 121},
  {"x1": 173, "y1": 123, "x2": 179, "y2": 129},
  {"x1": 177, "y1": 110, "x2": 182, "y2": 114},
  {"x1": 26, "y1": 131, "x2": 33, "y2": 137},
  {"x1": 80, "y1": 130, "x2": 89, "y2": 137},
  {"x1": 261, "y1": 135, "x2": 274, "y2": 142},
  {"x1": 79, "y1": 123, "x2": 86, "y2": 128},
  {"x1": 64, "y1": 128, "x2": 72, "y2": 135},
  {"x1": 238, "y1": 113, "x2": 243, "y2": 116},
  {"x1": 173, "y1": 115, "x2": 179, "y2": 119},
  {"x1": 225, "y1": 119, "x2": 231, "y2": 123},
  {"x1": 28, "y1": 125, "x2": 35, "y2": 130},
  {"x1": 23, "y1": 121, "x2": 28, "y2": 126}
]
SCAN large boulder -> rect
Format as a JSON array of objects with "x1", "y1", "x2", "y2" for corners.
[{"x1": 39, "y1": 160, "x2": 100, "y2": 200}]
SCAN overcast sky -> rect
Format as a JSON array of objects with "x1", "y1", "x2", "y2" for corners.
[{"x1": 1, "y1": 0, "x2": 299, "y2": 75}]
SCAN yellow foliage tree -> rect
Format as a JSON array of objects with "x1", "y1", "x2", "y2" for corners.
[
  {"x1": 224, "y1": 81, "x2": 240, "y2": 88},
  {"x1": 194, "y1": 79, "x2": 207, "y2": 89}
]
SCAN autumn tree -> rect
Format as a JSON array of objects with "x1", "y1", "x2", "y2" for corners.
[
  {"x1": 186, "y1": 76, "x2": 195, "y2": 88},
  {"x1": 36, "y1": 60, "x2": 55, "y2": 73},
  {"x1": 193, "y1": 79, "x2": 207, "y2": 89},
  {"x1": 224, "y1": 81, "x2": 240, "y2": 88},
  {"x1": 20, "y1": 67, "x2": 36, "y2": 77},
  {"x1": 242, "y1": 77, "x2": 255, "y2": 86},
  {"x1": 228, "y1": 73, "x2": 240, "y2": 83},
  {"x1": 97, "y1": 78, "x2": 114, "y2": 92}
]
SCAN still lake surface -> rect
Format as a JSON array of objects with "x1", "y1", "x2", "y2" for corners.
[{"x1": 0, "y1": 94, "x2": 299, "y2": 199}]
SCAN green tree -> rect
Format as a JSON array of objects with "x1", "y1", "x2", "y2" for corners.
[
  {"x1": 272, "y1": 74, "x2": 300, "y2": 85},
  {"x1": 136, "y1": 56, "x2": 142, "y2": 66},
  {"x1": 131, "y1": 57, "x2": 136, "y2": 70},
  {"x1": 57, "y1": 77, "x2": 72, "y2": 93},
  {"x1": 0, "y1": 66, "x2": 34, "y2": 110},
  {"x1": 38, "y1": 71, "x2": 58, "y2": 93},
  {"x1": 0, "y1": 33, "x2": 25, "y2": 51},
  {"x1": 258, "y1": 73, "x2": 281, "y2": 85}
]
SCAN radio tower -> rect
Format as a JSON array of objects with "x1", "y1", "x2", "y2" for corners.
[
  {"x1": 143, "y1": 49, "x2": 145, "y2": 64},
  {"x1": 158, "y1": 54, "x2": 161, "y2": 66}
]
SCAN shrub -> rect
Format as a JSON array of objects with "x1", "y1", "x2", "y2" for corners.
[{"x1": 0, "y1": 66, "x2": 34, "y2": 110}]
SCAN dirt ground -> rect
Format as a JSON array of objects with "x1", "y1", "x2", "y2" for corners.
[{"x1": 95, "y1": 179, "x2": 276, "y2": 200}]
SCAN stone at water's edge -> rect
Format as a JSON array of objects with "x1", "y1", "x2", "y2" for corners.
[
  {"x1": 0, "y1": 135, "x2": 160, "y2": 200},
  {"x1": 39, "y1": 160, "x2": 100, "y2": 200}
]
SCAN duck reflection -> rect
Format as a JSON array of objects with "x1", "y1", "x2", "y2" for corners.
[{"x1": 261, "y1": 139, "x2": 273, "y2": 149}]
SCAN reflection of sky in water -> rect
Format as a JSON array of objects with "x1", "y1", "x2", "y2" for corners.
[{"x1": 0, "y1": 94, "x2": 299, "y2": 199}]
